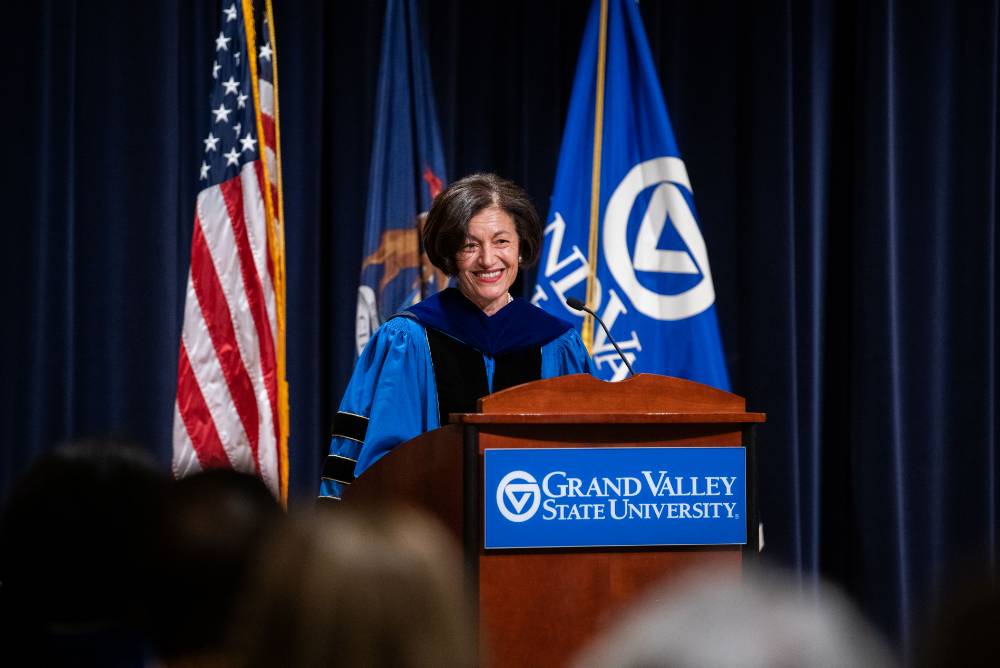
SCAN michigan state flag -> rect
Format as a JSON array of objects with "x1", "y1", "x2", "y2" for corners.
[
  {"x1": 532, "y1": 0, "x2": 730, "y2": 388},
  {"x1": 355, "y1": 0, "x2": 448, "y2": 355}
]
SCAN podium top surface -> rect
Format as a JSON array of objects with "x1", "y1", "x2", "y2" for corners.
[
  {"x1": 451, "y1": 411, "x2": 765, "y2": 424},
  {"x1": 458, "y1": 373, "x2": 765, "y2": 423}
]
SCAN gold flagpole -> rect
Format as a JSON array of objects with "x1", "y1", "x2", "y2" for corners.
[
  {"x1": 582, "y1": 0, "x2": 609, "y2": 352},
  {"x1": 243, "y1": 0, "x2": 289, "y2": 505}
]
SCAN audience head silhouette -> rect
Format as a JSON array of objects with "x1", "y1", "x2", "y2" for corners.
[
  {"x1": 229, "y1": 505, "x2": 476, "y2": 668},
  {"x1": 149, "y1": 468, "x2": 283, "y2": 665},
  {"x1": 575, "y1": 566, "x2": 897, "y2": 668}
]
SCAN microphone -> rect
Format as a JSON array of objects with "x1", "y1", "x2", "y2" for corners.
[{"x1": 565, "y1": 297, "x2": 636, "y2": 378}]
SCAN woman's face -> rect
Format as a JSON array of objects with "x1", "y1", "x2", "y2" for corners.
[{"x1": 455, "y1": 206, "x2": 520, "y2": 316}]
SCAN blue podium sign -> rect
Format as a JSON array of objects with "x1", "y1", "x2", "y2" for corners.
[{"x1": 484, "y1": 447, "x2": 746, "y2": 549}]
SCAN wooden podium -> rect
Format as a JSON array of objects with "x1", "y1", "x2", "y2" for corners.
[{"x1": 343, "y1": 373, "x2": 765, "y2": 667}]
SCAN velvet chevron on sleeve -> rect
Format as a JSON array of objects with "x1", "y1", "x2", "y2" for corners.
[{"x1": 319, "y1": 317, "x2": 439, "y2": 501}]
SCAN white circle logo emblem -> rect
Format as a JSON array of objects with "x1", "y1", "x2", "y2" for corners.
[
  {"x1": 603, "y1": 157, "x2": 716, "y2": 321},
  {"x1": 496, "y1": 471, "x2": 541, "y2": 523},
  {"x1": 355, "y1": 285, "x2": 378, "y2": 355}
]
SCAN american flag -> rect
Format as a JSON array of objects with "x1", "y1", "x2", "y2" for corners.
[{"x1": 173, "y1": 0, "x2": 288, "y2": 500}]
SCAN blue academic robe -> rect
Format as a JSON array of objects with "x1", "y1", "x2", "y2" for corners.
[{"x1": 319, "y1": 289, "x2": 595, "y2": 500}]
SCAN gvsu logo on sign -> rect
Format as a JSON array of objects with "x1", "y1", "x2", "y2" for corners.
[
  {"x1": 484, "y1": 447, "x2": 747, "y2": 550},
  {"x1": 495, "y1": 471, "x2": 541, "y2": 522}
]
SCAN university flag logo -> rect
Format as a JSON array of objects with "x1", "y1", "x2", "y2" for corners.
[
  {"x1": 532, "y1": 0, "x2": 730, "y2": 389},
  {"x1": 356, "y1": 0, "x2": 448, "y2": 355}
]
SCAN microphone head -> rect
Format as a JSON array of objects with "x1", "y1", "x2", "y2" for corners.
[{"x1": 565, "y1": 297, "x2": 586, "y2": 311}]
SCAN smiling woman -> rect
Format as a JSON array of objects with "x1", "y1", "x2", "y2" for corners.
[
  {"x1": 453, "y1": 207, "x2": 520, "y2": 315},
  {"x1": 319, "y1": 174, "x2": 596, "y2": 502}
]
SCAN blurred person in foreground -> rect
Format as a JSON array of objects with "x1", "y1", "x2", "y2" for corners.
[
  {"x1": 227, "y1": 505, "x2": 476, "y2": 668},
  {"x1": 574, "y1": 566, "x2": 898, "y2": 668},
  {"x1": 320, "y1": 173, "x2": 595, "y2": 502},
  {"x1": 147, "y1": 468, "x2": 283, "y2": 668},
  {"x1": 0, "y1": 441, "x2": 167, "y2": 667}
]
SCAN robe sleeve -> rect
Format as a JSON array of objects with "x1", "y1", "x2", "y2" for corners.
[
  {"x1": 540, "y1": 328, "x2": 598, "y2": 378},
  {"x1": 319, "y1": 318, "x2": 439, "y2": 501}
]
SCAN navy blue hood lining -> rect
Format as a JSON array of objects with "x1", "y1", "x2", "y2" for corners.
[{"x1": 402, "y1": 288, "x2": 573, "y2": 357}]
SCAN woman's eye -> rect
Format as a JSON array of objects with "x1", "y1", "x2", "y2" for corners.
[{"x1": 495, "y1": 239, "x2": 509, "y2": 246}]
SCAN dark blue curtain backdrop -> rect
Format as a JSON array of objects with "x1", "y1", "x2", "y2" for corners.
[{"x1": 3, "y1": 0, "x2": 998, "y2": 658}]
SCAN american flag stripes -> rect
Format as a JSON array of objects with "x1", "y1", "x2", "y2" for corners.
[{"x1": 174, "y1": 0, "x2": 288, "y2": 500}]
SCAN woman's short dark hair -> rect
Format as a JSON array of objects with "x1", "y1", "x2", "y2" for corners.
[{"x1": 422, "y1": 173, "x2": 543, "y2": 276}]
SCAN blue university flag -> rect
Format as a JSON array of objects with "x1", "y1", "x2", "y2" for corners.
[
  {"x1": 532, "y1": 0, "x2": 730, "y2": 388},
  {"x1": 355, "y1": 0, "x2": 448, "y2": 355}
]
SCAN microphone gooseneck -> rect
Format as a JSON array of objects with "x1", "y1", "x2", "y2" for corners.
[{"x1": 565, "y1": 298, "x2": 636, "y2": 378}]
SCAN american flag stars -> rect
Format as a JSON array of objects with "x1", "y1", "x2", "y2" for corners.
[
  {"x1": 213, "y1": 103, "x2": 232, "y2": 123},
  {"x1": 198, "y1": 0, "x2": 259, "y2": 189},
  {"x1": 240, "y1": 134, "x2": 257, "y2": 153}
]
